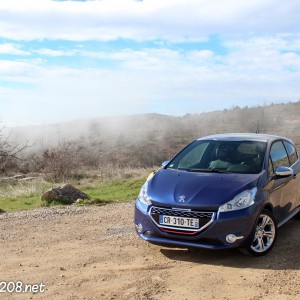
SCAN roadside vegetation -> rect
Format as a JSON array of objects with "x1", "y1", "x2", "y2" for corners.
[
  {"x1": 0, "y1": 180, "x2": 48, "y2": 211},
  {"x1": 0, "y1": 173, "x2": 149, "y2": 212},
  {"x1": 1, "y1": 101, "x2": 300, "y2": 211}
]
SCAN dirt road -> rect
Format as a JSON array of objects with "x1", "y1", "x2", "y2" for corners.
[{"x1": 1, "y1": 202, "x2": 300, "y2": 300}]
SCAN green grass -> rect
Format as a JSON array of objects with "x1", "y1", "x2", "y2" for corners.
[
  {"x1": 81, "y1": 176, "x2": 146, "y2": 205},
  {"x1": 0, "y1": 176, "x2": 147, "y2": 212},
  {"x1": 0, "y1": 180, "x2": 51, "y2": 211},
  {"x1": 0, "y1": 195, "x2": 42, "y2": 211}
]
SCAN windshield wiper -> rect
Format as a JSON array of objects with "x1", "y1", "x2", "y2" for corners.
[
  {"x1": 189, "y1": 168, "x2": 227, "y2": 173},
  {"x1": 175, "y1": 167, "x2": 191, "y2": 171},
  {"x1": 173, "y1": 168, "x2": 228, "y2": 173}
]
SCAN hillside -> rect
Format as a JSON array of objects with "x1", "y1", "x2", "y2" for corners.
[{"x1": 7, "y1": 101, "x2": 300, "y2": 171}]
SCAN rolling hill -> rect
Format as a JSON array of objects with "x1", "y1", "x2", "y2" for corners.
[{"x1": 8, "y1": 100, "x2": 300, "y2": 170}]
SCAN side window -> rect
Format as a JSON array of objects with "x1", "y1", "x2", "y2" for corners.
[
  {"x1": 283, "y1": 141, "x2": 298, "y2": 166},
  {"x1": 270, "y1": 141, "x2": 290, "y2": 170}
]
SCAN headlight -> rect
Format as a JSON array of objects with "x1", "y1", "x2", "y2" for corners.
[
  {"x1": 146, "y1": 171, "x2": 155, "y2": 181},
  {"x1": 138, "y1": 181, "x2": 152, "y2": 206},
  {"x1": 218, "y1": 187, "x2": 257, "y2": 213}
]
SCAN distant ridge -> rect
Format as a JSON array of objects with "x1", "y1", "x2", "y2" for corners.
[{"x1": 7, "y1": 101, "x2": 300, "y2": 167}]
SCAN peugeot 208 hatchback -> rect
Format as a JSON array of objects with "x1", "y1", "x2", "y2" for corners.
[{"x1": 134, "y1": 133, "x2": 300, "y2": 256}]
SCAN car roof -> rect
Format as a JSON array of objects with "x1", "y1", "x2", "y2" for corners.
[{"x1": 197, "y1": 133, "x2": 288, "y2": 143}]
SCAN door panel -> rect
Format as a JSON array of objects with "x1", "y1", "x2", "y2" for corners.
[{"x1": 268, "y1": 140, "x2": 300, "y2": 222}]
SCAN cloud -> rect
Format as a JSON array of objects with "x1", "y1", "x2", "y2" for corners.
[
  {"x1": 0, "y1": 0, "x2": 299, "y2": 41},
  {"x1": 224, "y1": 35, "x2": 300, "y2": 52},
  {"x1": 0, "y1": 59, "x2": 43, "y2": 81},
  {"x1": 0, "y1": 43, "x2": 29, "y2": 55},
  {"x1": 1, "y1": 1, "x2": 300, "y2": 125},
  {"x1": 1, "y1": 37, "x2": 300, "y2": 125},
  {"x1": 34, "y1": 48, "x2": 78, "y2": 56}
]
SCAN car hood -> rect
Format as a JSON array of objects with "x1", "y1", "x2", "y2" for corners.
[{"x1": 148, "y1": 169, "x2": 261, "y2": 210}]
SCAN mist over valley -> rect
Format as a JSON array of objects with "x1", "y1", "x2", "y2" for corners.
[{"x1": 3, "y1": 101, "x2": 300, "y2": 176}]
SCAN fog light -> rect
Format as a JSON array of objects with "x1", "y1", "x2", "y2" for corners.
[
  {"x1": 226, "y1": 234, "x2": 244, "y2": 244},
  {"x1": 135, "y1": 223, "x2": 143, "y2": 233},
  {"x1": 226, "y1": 234, "x2": 237, "y2": 243}
]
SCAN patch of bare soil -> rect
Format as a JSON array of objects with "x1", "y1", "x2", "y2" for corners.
[{"x1": 1, "y1": 203, "x2": 300, "y2": 300}]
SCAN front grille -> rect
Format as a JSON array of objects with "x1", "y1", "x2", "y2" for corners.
[
  {"x1": 151, "y1": 206, "x2": 214, "y2": 219},
  {"x1": 149, "y1": 206, "x2": 215, "y2": 234}
]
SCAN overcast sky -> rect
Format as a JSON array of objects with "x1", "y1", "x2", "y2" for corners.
[{"x1": 1, "y1": 0, "x2": 300, "y2": 126}]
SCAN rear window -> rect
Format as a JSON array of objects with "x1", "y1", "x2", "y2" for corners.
[{"x1": 283, "y1": 141, "x2": 298, "y2": 166}]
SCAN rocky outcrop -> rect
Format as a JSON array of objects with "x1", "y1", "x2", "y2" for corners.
[{"x1": 41, "y1": 184, "x2": 88, "y2": 204}]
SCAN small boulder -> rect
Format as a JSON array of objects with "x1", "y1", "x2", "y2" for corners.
[{"x1": 41, "y1": 184, "x2": 88, "y2": 204}]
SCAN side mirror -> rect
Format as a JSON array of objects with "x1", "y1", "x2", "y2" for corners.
[
  {"x1": 275, "y1": 166, "x2": 293, "y2": 178},
  {"x1": 161, "y1": 160, "x2": 170, "y2": 168}
]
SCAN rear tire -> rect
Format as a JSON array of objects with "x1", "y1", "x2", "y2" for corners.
[{"x1": 239, "y1": 210, "x2": 277, "y2": 256}]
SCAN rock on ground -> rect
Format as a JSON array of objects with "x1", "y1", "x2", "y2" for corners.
[{"x1": 41, "y1": 184, "x2": 88, "y2": 204}]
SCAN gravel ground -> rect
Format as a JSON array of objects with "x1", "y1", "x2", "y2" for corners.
[{"x1": 0, "y1": 202, "x2": 300, "y2": 300}]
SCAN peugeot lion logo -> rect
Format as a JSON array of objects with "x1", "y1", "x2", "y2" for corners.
[{"x1": 179, "y1": 195, "x2": 186, "y2": 202}]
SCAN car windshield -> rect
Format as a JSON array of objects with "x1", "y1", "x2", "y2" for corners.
[{"x1": 167, "y1": 140, "x2": 267, "y2": 174}]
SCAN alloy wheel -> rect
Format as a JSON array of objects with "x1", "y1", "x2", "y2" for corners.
[
  {"x1": 239, "y1": 210, "x2": 277, "y2": 256},
  {"x1": 250, "y1": 213, "x2": 276, "y2": 253}
]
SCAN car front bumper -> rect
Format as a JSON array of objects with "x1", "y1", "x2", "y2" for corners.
[{"x1": 134, "y1": 199, "x2": 260, "y2": 250}]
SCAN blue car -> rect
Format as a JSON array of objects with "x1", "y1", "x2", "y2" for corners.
[{"x1": 134, "y1": 133, "x2": 300, "y2": 256}]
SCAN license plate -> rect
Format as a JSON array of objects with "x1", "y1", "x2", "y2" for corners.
[{"x1": 159, "y1": 215, "x2": 199, "y2": 229}]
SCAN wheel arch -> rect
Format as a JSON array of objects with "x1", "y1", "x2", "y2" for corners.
[{"x1": 262, "y1": 203, "x2": 273, "y2": 214}]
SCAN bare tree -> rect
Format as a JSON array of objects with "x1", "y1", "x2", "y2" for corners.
[
  {"x1": 42, "y1": 141, "x2": 81, "y2": 181},
  {"x1": 0, "y1": 124, "x2": 28, "y2": 173}
]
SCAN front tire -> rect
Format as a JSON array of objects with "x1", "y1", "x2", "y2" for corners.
[{"x1": 240, "y1": 210, "x2": 277, "y2": 256}]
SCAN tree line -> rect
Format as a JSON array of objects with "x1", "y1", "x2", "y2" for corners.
[{"x1": 1, "y1": 101, "x2": 300, "y2": 181}]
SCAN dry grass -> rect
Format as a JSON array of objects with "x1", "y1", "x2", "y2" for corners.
[
  {"x1": 93, "y1": 166, "x2": 156, "y2": 180},
  {"x1": 0, "y1": 167, "x2": 156, "y2": 211},
  {"x1": 0, "y1": 178, "x2": 50, "y2": 198}
]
